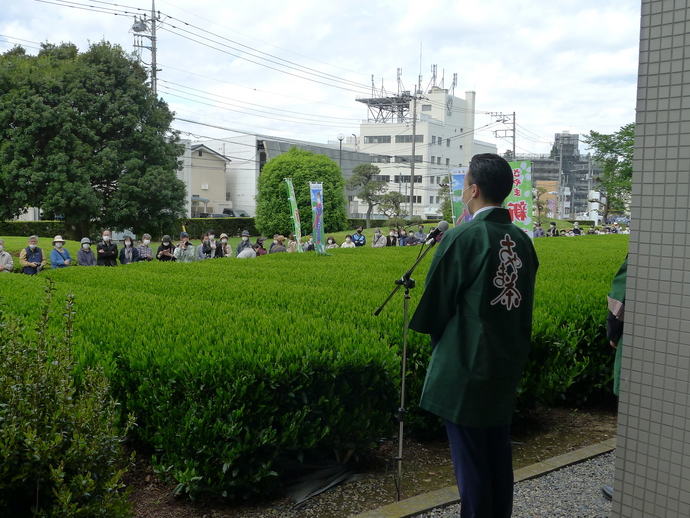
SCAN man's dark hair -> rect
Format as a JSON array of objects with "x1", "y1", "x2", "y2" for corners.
[{"x1": 466, "y1": 153, "x2": 513, "y2": 204}]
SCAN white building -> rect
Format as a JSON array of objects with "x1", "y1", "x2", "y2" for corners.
[{"x1": 353, "y1": 87, "x2": 497, "y2": 220}]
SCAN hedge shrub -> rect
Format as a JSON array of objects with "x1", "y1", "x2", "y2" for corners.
[
  {"x1": 0, "y1": 282, "x2": 133, "y2": 517},
  {"x1": 0, "y1": 235, "x2": 629, "y2": 499}
]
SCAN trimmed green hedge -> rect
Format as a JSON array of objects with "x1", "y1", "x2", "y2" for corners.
[
  {"x1": 0, "y1": 220, "x2": 67, "y2": 238},
  {"x1": 0, "y1": 235, "x2": 629, "y2": 499}
]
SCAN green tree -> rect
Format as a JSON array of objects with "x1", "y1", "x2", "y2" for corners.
[
  {"x1": 0, "y1": 42, "x2": 186, "y2": 239},
  {"x1": 437, "y1": 174, "x2": 452, "y2": 222},
  {"x1": 255, "y1": 147, "x2": 347, "y2": 236},
  {"x1": 346, "y1": 163, "x2": 387, "y2": 229},
  {"x1": 533, "y1": 186, "x2": 547, "y2": 225},
  {"x1": 582, "y1": 123, "x2": 634, "y2": 221},
  {"x1": 378, "y1": 191, "x2": 408, "y2": 219}
]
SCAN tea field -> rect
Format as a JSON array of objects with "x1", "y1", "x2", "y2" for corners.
[{"x1": 0, "y1": 234, "x2": 629, "y2": 498}]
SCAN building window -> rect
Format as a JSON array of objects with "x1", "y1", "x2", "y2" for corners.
[
  {"x1": 373, "y1": 175, "x2": 391, "y2": 182},
  {"x1": 438, "y1": 137, "x2": 443, "y2": 146},
  {"x1": 430, "y1": 176, "x2": 435, "y2": 185},
  {"x1": 348, "y1": 195, "x2": 354, "y2": 202},
  {"x1": 394, "y1": 175, "x2": 422, "y2": 184},
  {"x1": 446, "y1": 158, "x2": 450, "y2": 165},
  {"x1": 446, "y1": 139, "x2": 451, "y2": 147},
  {"x1": 372, "y1": 155, "x2": 391, "y2": 163},
  {"x1": 431, "y1": 156, "x2": 435, "y2": 163},
  {"x1": 395, "y1": 135, "x2": 424, "y2": 143},
  {"x1": 431, "y1": 136, "x2": 436, "y2": 145},
  {"x1": 364, "y1": 135, "x2": 391, "y2": 144},
  {"x1": 403, "y1": 195, "x2": 422, "y2": 203},
  {"x1": 437, "y1": 157, "x2": 441, "y2": 164},
  {"x1": 422, "y1": 104, "x2": 432, "y2": 111},
  {"x1": 429, "y1": 196, "x2": 435, "y2": 204},
  {"x1": 394, "y1": 155, "x2": 422, "y2": 163},
  {"x1": 198, "y1": 150, "x2": 203, "y2": 156},
  {"x1": 459, "y1": 145, "x2": 463, "y2": 149}
]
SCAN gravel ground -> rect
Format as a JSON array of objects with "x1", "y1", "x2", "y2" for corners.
[{"x1": 415, "y1": 451, "x2": 615, "y2": 518}]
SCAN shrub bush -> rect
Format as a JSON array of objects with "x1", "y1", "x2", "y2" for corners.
[
  {"x1": 0, "y1": 235, "x2": 629, "y2": 499},
  {"x1": 0, "y1": 281, "x2": 133, "y2": 518},
  {"x1": 0, "y1": 220, "x2": 67, "y2": 238}
]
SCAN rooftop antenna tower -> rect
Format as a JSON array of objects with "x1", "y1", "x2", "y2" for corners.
[{"x1": 131, "y1": 0, "x2": 161, "y2": 95}]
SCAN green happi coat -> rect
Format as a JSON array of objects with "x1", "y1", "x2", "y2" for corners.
[{"x1": 409, "y1": 208, "x2": 539, "y2": 427}]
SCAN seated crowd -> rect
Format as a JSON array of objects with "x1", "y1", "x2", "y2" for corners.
[{"x1": 1, "y1": 224, "x2": 439, "y2": 275}]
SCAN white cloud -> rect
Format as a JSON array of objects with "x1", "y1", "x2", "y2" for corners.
[{"x1": 0, "y1": 0, "x2": 642, "y2": 151}]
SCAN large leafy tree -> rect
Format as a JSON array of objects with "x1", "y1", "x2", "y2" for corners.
[
  {"x1": 437, "y1": 174, "x2": 452, "y2": 222},
  {"x1": 378, "y1": 191, "x2": 408, "y2": 219},
  {"x1": 582, "y1": 123, "x2": 634, "y2": 220},
  {"x1": 255, "y1": 147, "x2": 348, "y2": 236},
  {"x1": 346, "y1": 163, "x2": 387, "y2": 229},
  {"x1": 0, "y1": 42, "x2": 186, "y2": 238}
]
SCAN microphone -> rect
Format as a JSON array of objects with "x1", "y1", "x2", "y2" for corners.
[{"x1": 425, "y1": 220, "x2": 449, "y2": 245}]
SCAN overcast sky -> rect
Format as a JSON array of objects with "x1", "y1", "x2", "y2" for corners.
[{"x1": 1, "y1": 0, "x2": 641, "y2": 155}]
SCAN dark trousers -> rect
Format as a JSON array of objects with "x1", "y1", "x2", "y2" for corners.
[{"x1": 445, "y1": 420, "x2": 513, "y2": 518}]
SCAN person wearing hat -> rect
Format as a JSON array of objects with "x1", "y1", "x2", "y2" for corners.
[
  {"x1": 49, "y1": 235, "x2": 72, "y2": 269},
  {"x1": 119, "y1": 235, "x2": 140, "y2": 264},
  {"x1": 97, "y1": 230, "x2": 118, "y2": 266},
  {"x1": 20, "y1": 235, "x2": 47, "y2": 274},
  {"x1": 77, "y1": 237, "x2": 96, "y2": 266},
  {"x1": 371, "y1": 228, "x2": 386, "y2": 248},
  {"x1": 219, "y1": 233, "x2": 233, "y2": 258},
  {"x1": 236, "y1": 230, "x2": 253, "y2": 256},
  {"x1": 0, "y1": 238, "x2": 13, "y2": 273},
  {"x1": 174, "y1": 232, "x2": 196, "y2": 263},
  {"x1": 272, "y1": 235, "x2": 287, "y2": 253},
  {"x1": 287, "y1": 233, "x2": 299, "y2": 253},
  {"x1": 269, "y1": 234, "x2": 280, "y2": 253},
  {"x1": 255, "y1": 236, "x2": 268, "y2": 256},
  {"x1": 156, "y1": 235, "x2": 176, "y2": 261}
]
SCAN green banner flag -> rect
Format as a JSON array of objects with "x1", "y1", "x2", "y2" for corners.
[
  {"x1": 506, "y1": 161, "x2": 533, "y2": 238},
  {"x1": 285, "y1": 178, "x2": 303, "y2": 252},
  {"x1": 309, "y1": 182, "x2": 326, "y2": 254}
]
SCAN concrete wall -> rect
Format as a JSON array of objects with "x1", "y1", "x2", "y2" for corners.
[{"x1": 612, "y1": 1, "x2": 690, "y2": 516}]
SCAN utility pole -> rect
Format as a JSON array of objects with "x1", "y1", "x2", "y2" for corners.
[
  {"x1": 490, "y1": 112, "x2": 516, "y2": 160},
  {"x1": 409, "y1": 77, "x2": 421, "y2": 218},
  {"x1": 132, "y1": 0, "x2": 161, "y2": 95},
  {"x1": 512, "y1": 111, "x2": 516, "y2": 159}
]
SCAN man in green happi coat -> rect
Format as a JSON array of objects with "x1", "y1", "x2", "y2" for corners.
[{"x1": 410, "y1": 153, "x2": 539, "y2": 518}]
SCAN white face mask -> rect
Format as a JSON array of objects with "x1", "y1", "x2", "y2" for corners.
[
  {"x1": 328, "y1": 240, "x2": 333, "y2": 244},
  {"x1": 82, "y1": 243, "x2": 90, "y2": 250},
  {"x1": 143, "y1": 239, "x2": 150, "y2": 246},
  {"x1": 55, "y1": 243, "x2": 63, "y2": 249},
  {"x1": 163, "y1": 242, "x2": 170, "y2": 246},
  {"x1": 273, "y1": 240, "x2": 278, "y2": 245},
  {"x1": 221, "y1": 239, "x2": 228, "y2": 244},
  {"x1": 125, "y1": 242, "x2": 132, "y2": 247},
  {"x1": 29, "y1": 244, "x2": 37, "y2": 249},
  {"x1": 104, "y1": 236, "x2": 111, "y2": 242},
  {"x1": 346, "y1": 237, "x2": 351, "y2": 242},
  {"x1": 242, "y1": 236, "x2": 248, "y2": 241},
  {"x1": 389, "y1": 232, "x2": 394, "y2": 236},
  {"x1": 209, "y1": 235, "x2": 215, "y2": 241}
]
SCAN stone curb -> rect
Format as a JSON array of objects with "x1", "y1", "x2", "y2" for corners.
[{"x1": 351, "y1": 437, "x2": 617, "y2": 518}]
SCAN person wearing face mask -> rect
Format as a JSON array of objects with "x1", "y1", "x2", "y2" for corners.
[
  {"x1": 302, "y1": 235, "x2": 315, "y2": 252},
  {"x1": 136, "y1": 233, "x2": 154, "y2": 261},
  {"x1": 0, "y1": 238, "x2": 14, "y2": 273},
  {"x1": 287, "y1": 233, "x2": 299, "y2": 253},
  {"x1": 325, "y1": 236, "x2": 338, "y2": 249},
  {"x1": 97, "y1": 230, "x2": 118, "y2": 266},
  {"x1": 49, "y1": 235, "x2": 72, "y2": 269},
  {"x1": 386, "y1": 228, "x2": 398, "y2": 247},
  {"x1": 352, "y1": 226, "x2": 366, "y2": 247},
  {"x1": 398, "y1": 228, "x2": 408, "y2": 246},
  {"x1": 414, "y1": 225, "x2": 426, "y2": 241},
  {"x1": 219, "y1": 233, "x2": 233, "y2": 258},
  {"x1": 197, "y1": 233, "x2": 208, "y2": 261},
  {"x1": 156, "y1": 235, "x2": 176, "y2": 261},
  {"x1": 202, "y1": 229, "x2": 223, "y2": 259},
  {"x1": 174, "y1": 232, "x2": 196, "y2": 263},
  {"x1": 341, "y1": 234, "x2": 356, "y2": 248},
  {"x1": 409, "y1": 154, "x2": 538, "y2": 518},
  {"x1": 271, "y1": 235, "x2": 287, "y2": 253},
  {"x1": 236, "y1": 230, "x2": 253, "y2": 256},
  {"x1": 255, "y1": 236, "x2": 268, "y2": 256},
  {"x1": 78, "y1": 237, "x2": 96, "y2": 266},
  {"x1": 268, "y1": 234, "x2": 280, "y2": 253},
  {"x1": 371, "y1": 228, "x2": 386, "y2": 248},
  {"x1": 20, "y1": 235, "x2": 46, "y2": 275},
  {"x1": 119, "y1": 236, "x2": 140, "y2": 264}
]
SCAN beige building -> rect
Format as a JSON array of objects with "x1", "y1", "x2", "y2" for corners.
[{"x1": 190, "y1": 144, "x2": 231, "y2": 217}]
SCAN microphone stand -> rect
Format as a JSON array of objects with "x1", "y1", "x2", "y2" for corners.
[{"x1": 374, "y1": 237, "x2": 439, "y2": 502}]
